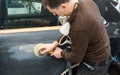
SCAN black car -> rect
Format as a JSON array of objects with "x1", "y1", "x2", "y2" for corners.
[
  {"x1": 0, "y1": 0, "x2": 120, "y2": 75},
  {"x1": 0, "y1": 0, "x2": 58, "y2": 29}
]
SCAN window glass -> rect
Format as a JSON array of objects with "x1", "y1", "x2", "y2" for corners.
[
  {"x1": 8, "y1": 0, "x2": 42, "y2": 15},
  {"x1": 4, "y1": 0, "x2": 57, "y2": 29}
]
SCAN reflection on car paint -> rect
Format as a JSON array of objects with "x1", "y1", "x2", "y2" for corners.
[{"x1": 8, "y1": 44, "x2": 36, "y2": 61}]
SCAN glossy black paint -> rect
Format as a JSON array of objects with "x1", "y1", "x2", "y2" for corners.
[{"x1": 0, "y1": 30, "x2": 66, "y2": 75}]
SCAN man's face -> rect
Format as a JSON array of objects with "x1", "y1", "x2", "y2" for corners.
[{"x1": 46, "y1": 4, "x2": 70, "y2": 16}]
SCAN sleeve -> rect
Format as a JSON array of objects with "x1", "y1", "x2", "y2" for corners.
[
  {"x1": 56, "y1": 34, "x2": 64, "y2": 42},
  {"x1": 61, "y1": 30, "x2": 89, "y2": 63}
]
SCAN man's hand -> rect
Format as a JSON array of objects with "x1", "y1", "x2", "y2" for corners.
[
  {"x1": 40, "y1": 44, "x2": 53, "y2": 54},
  {"x1": 52, "y1": 47, "x2": 63, "y2": 58},
  {"x1": 41, "y1": 41, "x2": 59, "y2": 54}
]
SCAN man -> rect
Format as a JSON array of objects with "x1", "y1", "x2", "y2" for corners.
[{"x1": 39, "y1": 0, "x2": 111, "y2": 75}]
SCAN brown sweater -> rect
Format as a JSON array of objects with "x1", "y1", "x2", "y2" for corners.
[{"x1": 61, "y1": 0, "x2": 111, "y2": 63}]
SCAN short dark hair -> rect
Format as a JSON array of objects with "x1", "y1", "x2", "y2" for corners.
[{"x1": 42, "y1": 0, "x2": 70, "y2": 9}]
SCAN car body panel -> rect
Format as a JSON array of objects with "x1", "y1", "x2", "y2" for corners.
[{"x1": 0, "y1": 30, "x2": 67, "y2": 75}]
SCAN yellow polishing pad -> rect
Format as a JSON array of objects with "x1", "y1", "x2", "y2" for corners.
[{"x1": 34, "y1": 43, "x2": 54, "y2": 58}]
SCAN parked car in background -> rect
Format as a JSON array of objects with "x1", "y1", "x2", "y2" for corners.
[
  {"x1": 0, "y1": 0, "x2": 58, "y2": 29},
  {"x1": 93, "y1": 0, "x2": 120, "y2": 71}
]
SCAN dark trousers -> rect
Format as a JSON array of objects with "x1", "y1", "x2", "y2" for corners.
[{"x1": 77, "y1": 59, "x2": 110, "y2": 75}]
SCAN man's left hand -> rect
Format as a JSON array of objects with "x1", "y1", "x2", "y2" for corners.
[{"x1": 52, "y1": 47, "x2": 63, "y2": 58}]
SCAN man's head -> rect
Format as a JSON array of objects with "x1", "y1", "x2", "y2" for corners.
[
  {"x1": 42, "y1": 0, "x2": 70, "y2": 9},
  {"x1": 42, "y1": 0, "x2": 76, "y2": 16}
]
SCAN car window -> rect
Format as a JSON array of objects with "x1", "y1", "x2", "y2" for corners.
[
  {"x1": 7, "y1": 0, "x2": 42, "y2": 15},
  {"x1": 2, "y1": 0, "x2": 58, "y2": 29}
]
